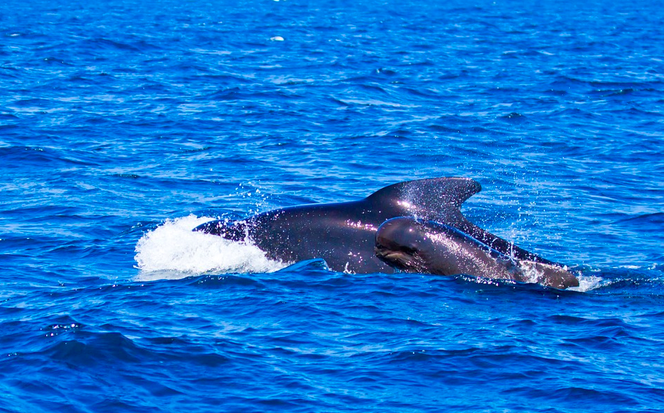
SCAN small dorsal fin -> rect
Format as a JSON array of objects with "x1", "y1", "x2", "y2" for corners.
[{"x1": 366, "y1": 177, "x2": 481, "y2": 222}]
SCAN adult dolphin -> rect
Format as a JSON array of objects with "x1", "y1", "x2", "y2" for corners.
[
  {"x1": 375, "y1": 217, "x2": 579, "y2": 289},
  {"x1": 194, "y1": 177, "x2": 561, "y2": 274}
]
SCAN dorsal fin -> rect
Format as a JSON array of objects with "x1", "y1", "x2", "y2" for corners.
[{"x1": 366, "y1": 177, "x2": 481, "y2": 223}]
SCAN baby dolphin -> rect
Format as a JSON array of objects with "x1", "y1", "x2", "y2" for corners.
[{"x1": 375, "y1": 217, "x2": 579, "y2": 289}]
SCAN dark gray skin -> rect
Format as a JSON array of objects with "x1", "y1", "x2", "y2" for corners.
[
  {"x1": 375, "y1": 217, "x2": 579, "y2": 289},
  {"x1": 195, "y1": 177, "x2": 561, "y2": 274}
]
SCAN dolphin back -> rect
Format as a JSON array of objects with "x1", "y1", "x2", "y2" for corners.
[{"x1": 366, "y1": 177, "x2": 481, "y2": 225}]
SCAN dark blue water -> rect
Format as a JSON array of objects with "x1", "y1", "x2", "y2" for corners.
[{"x1": 2, "y1": 0, "x2": 664, "y2": 411}]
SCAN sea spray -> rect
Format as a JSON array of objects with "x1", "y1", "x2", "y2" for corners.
[{"x1": 134, "y1": 215, "x2": 286, "y2": 280}]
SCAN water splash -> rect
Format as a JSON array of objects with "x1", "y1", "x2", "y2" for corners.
[
  {"x1": 570, "y1": 275, "x2": 605, "y2": 292},
  {"x1": 134, "y1": 215, "x2": 286, "y2": 281}
]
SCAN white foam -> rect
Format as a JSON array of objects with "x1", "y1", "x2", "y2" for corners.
[
  {"x1": 517, "y1": 261, "x2": 603, "y2": 292},
  {"x1": 134, "y1": 215, "x2": 287, "y2": 281},
  {"x1": 568, "y1": 275, "x2": 604, "y2": 292}
]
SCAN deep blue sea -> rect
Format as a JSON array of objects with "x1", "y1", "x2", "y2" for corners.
[{"x1": 2, "y1": 0, "x2": 664, "y2": 411}]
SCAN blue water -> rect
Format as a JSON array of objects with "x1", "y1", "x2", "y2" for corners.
[{"x1": 2, "y1": 0, "x2": 664, "y2": 411}]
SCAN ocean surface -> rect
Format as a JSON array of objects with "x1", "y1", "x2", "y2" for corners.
[{"x1": 2, "y1": 0, "x2": 664, "y2": 411}]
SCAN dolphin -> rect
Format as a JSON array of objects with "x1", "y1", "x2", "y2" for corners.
[
  {"x1": 375, "y1": 217, "x2": 578, "y2": 289},
  {"x1": 194, "y1": 177, "x2": 563, "y2": 275}
]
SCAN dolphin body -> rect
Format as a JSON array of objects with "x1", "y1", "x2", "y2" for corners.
[
  {"x1": 194, "y1": 177, "x2": 576, "y2": 287},
  {"x1": 375, "y1": 217, "x2": 578, "y2": 289}
]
